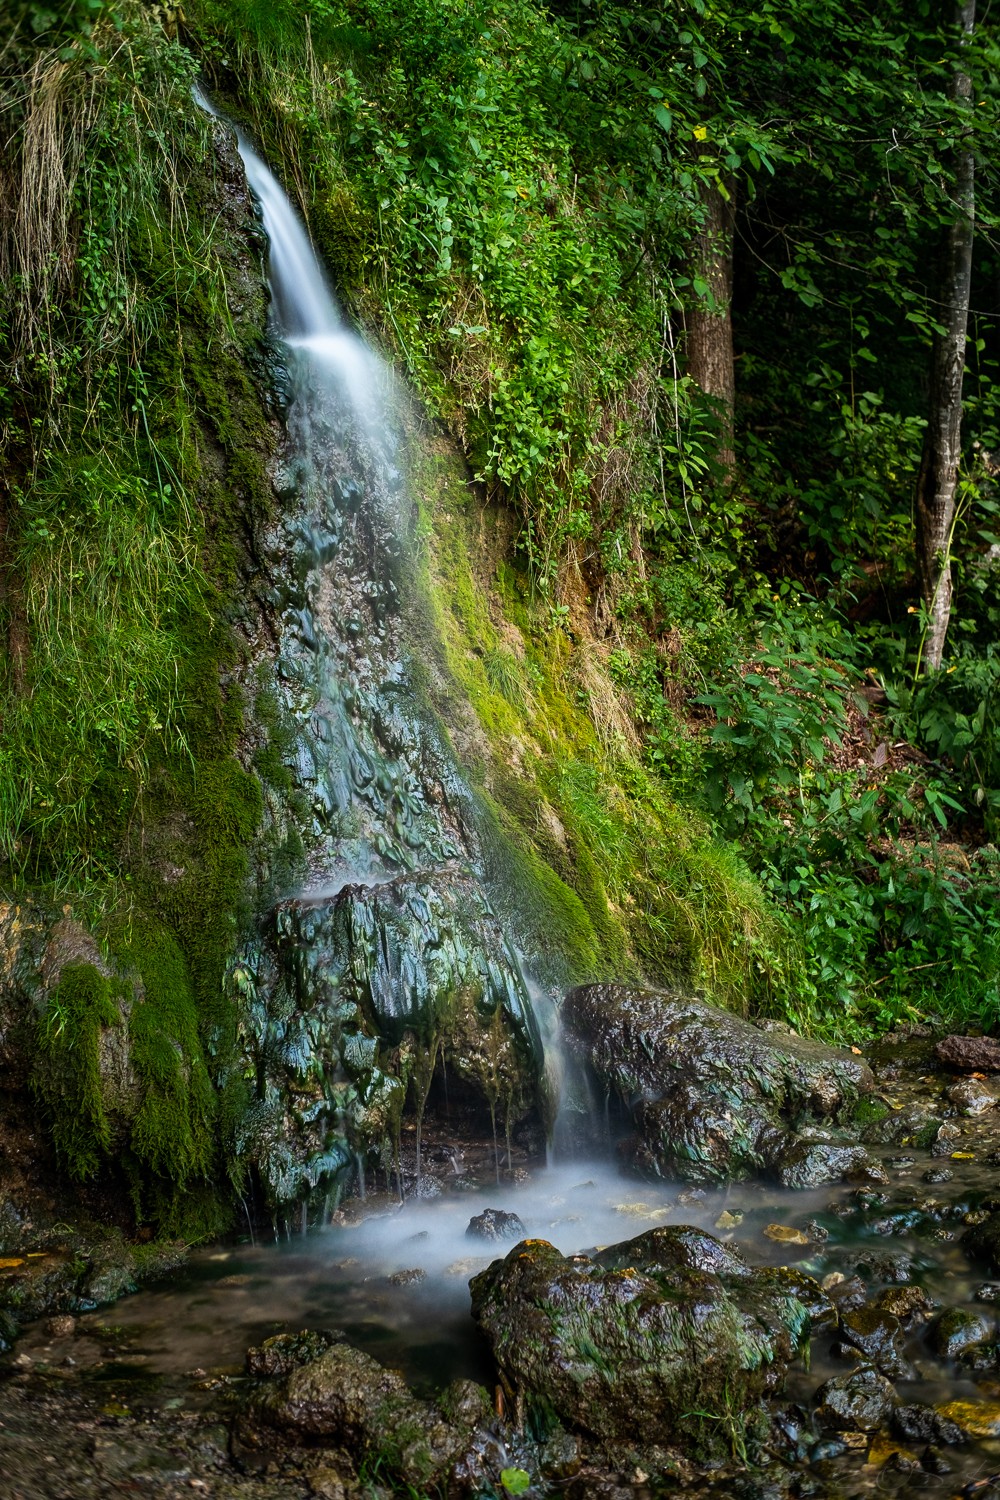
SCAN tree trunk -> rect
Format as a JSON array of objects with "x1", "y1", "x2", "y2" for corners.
[
  {"x1": 687, "y1": 170, "x2": 737, "y2": 479},
  {"x1": 915, "y1": 0, "x2": 975, "y2": 672}
]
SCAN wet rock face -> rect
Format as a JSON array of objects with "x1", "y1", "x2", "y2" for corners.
[
  {"x1": 935, "y1": 1034, "x2": 1000, "y2": 1072},
  {"x1": 813, "y1": 1365, "x2": 898, "y2": 1431},
  {"x1": 469, "y1": 1226, "x2": 813, "y2": 1455},
  {"x1": 466, "y1": 1208, "x2": 526, "y2": 1243},
  {"x1": 564, "y1": 983, "x2": 874, "y2": 1185}
]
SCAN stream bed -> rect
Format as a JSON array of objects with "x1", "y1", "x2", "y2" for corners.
[{"x1": 7, "y1": 1042, "x2": 1000, "y2": 1500}]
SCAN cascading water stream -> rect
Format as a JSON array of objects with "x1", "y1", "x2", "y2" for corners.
[{"x1": 194, "y1": 90, "x2": 585, "y2": 1216}]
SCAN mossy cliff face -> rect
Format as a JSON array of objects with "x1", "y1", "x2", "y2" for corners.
[
  {"x1": 216, "y1": 221, "x2": 548, "y2": 1211},
  {"x1": 1, "y1": 5, "x2": 799, "y2": 1237},
  {"x1": 0, "y1": 15, "x2": 278, "y2": 1236}
]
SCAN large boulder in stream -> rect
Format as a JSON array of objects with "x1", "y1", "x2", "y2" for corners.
[
  {"x1": 470, "y1": 1226, "x2": 818, "y2": 1457},
  {"x1": 564, "y1": 982, "x2": 876, "y2": 1185}
]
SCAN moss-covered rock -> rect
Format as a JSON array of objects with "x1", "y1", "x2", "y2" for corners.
[
  {"x1": 565, "y1": 981, "x2": 874, "y2": 1184},
  {"x1": 469, "y1": 1226, "x2": 813, "y2": 1458},
  {"x1": 245, "y1": 1341, "x2": 495, "y2": 1492}
]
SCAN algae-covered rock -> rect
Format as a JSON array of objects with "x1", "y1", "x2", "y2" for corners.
[
  {"x1": 564, "y1": 983, "x2": 873, "y2": 1184},
  {"x1": 935, "y1": 1399, "x2": 1000, "y2": 1437},
  {"x1": 469, "y1": 1226, "x2": 813, "y2": 1456},
  {"x1": 247, "y1": 1341, "x2": 494, "y2": 1492},
  {"x1": 247, "y1": 1329, "x2": 343, "y2": 1378},
  {"x1": 834, "y1": 1306, "x2": 913, "y2": 1380}
]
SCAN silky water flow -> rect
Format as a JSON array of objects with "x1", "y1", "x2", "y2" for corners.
[{"x1": 193, "y1": 90, "x2": 586, "y2": 1231}]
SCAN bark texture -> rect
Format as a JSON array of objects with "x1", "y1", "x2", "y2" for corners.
[
  {"x1": 687, "y1": 170, "x2": 736, "y2": 477},
  {"x1": 915, "y1": 0, "x2": 976, "y2": 672}
]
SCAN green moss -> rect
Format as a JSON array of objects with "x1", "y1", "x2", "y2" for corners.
[
  {"x1": 853, "y1": 1097, "x2": 890, "y2": 1131},
  {"x1": 118, "y1": 923, "x2": 216, "y2": 1186},
  {"x1": 33, "y1": 962, "x2": 122, "y2": 1182}
]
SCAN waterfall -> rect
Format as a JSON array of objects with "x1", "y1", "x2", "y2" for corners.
[{"x1": 194, "y1": 89, "x2": 577, "y2": 1214}]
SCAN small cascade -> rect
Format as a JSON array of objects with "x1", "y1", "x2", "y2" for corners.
[{"x1": 195, "y1": 90, "x2": 577, "y2": 1215}]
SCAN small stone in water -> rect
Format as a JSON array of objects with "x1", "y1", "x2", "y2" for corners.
[
  {"x1": 763, "y1": 1223, "x2": 810, "y2": 1246},
  {"x1": 715, "y1": 1210, "x2": 743, "y2": 1230},
  {"x1": 44, "y1": 1315, "x2": 76, "y2": 1338},
  {"x1": 387, "y1": 1268, "x2": 425, "y2": 1286},
  {"x1": 920, "y1": 1445, "x2": 952, "y2": 1475},
  {"x1": 872, "y1": 1285, "x2": 934, "y2": 1326},
  {"x1": 977, "y1": 1285, "x2": 1000, "y2": 1305},
  {"x1": 923, "y1": 1165, "x2": 953, "y2": 1184},
  {"x1": 891, "y1": 1404, "x2": 966, "y2": 1446},
  {"x1": 809, "y1": 1438, "x2": 847, "y2": 1463}
]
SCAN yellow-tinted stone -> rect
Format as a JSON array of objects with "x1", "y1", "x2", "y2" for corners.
[
  {"x1": 715, "y1": 1211, "x2": 744, "y2": 1230},
  {"x1": 937, "y1": 1400, "x2": 1000, "y2": 1437},
  {"x1": 763, "y1": 1224, "x2": 810, "y2": 1246}
]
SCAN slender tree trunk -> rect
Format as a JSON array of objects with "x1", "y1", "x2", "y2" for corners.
[
  {"x1": 915, "y1": 0, "x2": 975, "y2": 672},
  {"x1": 687, "y1": 170, "x2": 737, "y2": 478}
]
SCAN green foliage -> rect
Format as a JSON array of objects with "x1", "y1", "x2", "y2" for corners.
[{"x1": 615, "y1": 586, "x2": 1000, "y2": 1037}]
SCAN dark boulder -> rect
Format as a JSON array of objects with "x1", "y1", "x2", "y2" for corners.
[
  {"x1": 833, "y1": 1306, "x2": 913, "y2": 1379},
  {"x1": 564, "y1": 983, "x2": 873, "y2": 1185},
  {"x1": 469, "y1": 1226, "x2": 813, "y2": 1457},
  {"x1": 890, "y1": 1404, "x2": 966, "y2": 1446},
  {"x1": 466, "y1": 1209, "x2": 526, "y2": 1243},
  {"x1": 927, "y1": 1306, "x2": 996, "y2": 1359},
  {"x1": 813, "y1": 1366, "x2": 898, "y2": 1431},
  {"x1": 935, "y1": 1034, "x2": 1000, "y2": 1073}
]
